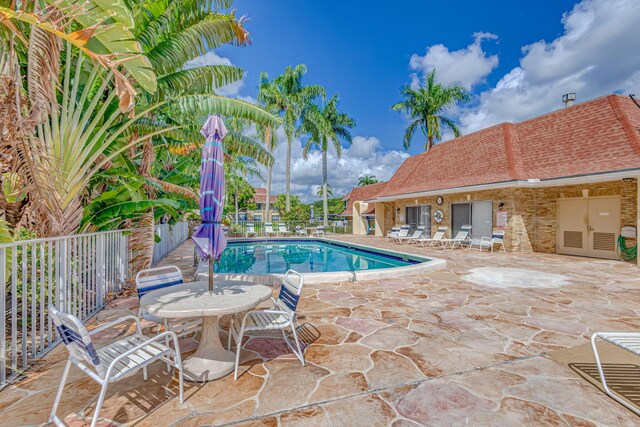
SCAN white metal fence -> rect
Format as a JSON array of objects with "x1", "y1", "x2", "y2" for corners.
[
  {"x1": 227, "y1": 220, "x2": 353, "y2": 238},
  {"x1": 0, "y1": 230, "x2": 128, "y2": 388},
  {"x1": 152, "y1": 222, "x2": 190, "y2": 265}
]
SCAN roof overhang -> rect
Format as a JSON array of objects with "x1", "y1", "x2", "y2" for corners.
[{"x1": 368, "y1": 168, "x2": 640, "y2": 203}]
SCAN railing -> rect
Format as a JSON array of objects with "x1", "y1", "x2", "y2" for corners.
[
  {"x1": 152, "y1": 222, "x2": 189, "y2": 265},
  {"x1": 226, "y1": 220, "x2": 353, "y2": 238},
  {"x1": 1, "y1": 230, "x2": 128, "y2": 389}
]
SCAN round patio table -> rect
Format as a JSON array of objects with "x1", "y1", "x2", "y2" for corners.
[{"x1": 140, "y1": 280, "x2": 272, "y2": 382}]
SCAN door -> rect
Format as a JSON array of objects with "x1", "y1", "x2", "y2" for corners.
[
  {"x1": 587, "y1": 198, "x2": 620, "y2": 259},
  {"x1": 471, "y1": 201, "x2": 493, "y2": 245},
  {"x1": 557, "y1": 197, "x2": 620, "y2": 259},
  {"x1": 405, "y1": 206, "x2": 418, "y2": 230},
  {"x1": 419, "y1": 205, "x2": 431, "y2": 238},
  {"x1": 451, "y1": 203, "x2": 471, "y2": 238}
]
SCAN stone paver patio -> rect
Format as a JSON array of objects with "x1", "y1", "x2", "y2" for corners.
[{"x1": 1, "y1": 235, "x2": 640, "y2": 426}]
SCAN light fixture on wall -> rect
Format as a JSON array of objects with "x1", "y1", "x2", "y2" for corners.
[
  {"x1": 498, "y1": 202, "x2": 505, "y2": 210},
  {"x1": 622, "y1": 177, "x2": 636, "y2": 182}
]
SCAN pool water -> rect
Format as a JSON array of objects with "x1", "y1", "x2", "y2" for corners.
[{"x1": 215, "y1": 240, "x2": 419, "y2": 275}]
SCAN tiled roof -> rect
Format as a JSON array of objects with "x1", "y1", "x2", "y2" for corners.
[
  {"x1": 342, "y1": 182, "x2": 387, "y2": 215},
  {"x1": 377, "y1": 94, "x2": 640, "y2": 198},
  {"x1": 251, "y1": 188, "x2": 276, "y2": 204}
]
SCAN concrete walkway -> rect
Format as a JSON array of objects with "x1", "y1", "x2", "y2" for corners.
[{"x1": 1, "y1": 236, "x2": 639, "y2": 426}]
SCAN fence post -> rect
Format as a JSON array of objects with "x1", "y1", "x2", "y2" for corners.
[
  {"x1": 118, "y1": 232, "x2": 127, "y2": 286},
  {"x1": 96, "y1": 233, "x2": 105, "y2": 307}
]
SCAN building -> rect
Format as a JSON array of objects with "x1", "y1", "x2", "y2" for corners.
[
  {"x1": 241, "y1": 188, "x2": 279, "y2": 222},
  {"x1": 347, "y1": 94, "x2": 640, "y2": 260},
  {"x1": 342, "y1": 182, "x2": 388, "y2": 234}
]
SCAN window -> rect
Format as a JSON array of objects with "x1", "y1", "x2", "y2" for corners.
[
  {"x1": 256, "y1": 203, "x2": 263, "y2": 210},
  {"x1": 405, "y1": 205, "x2": 431, "y2": 237},
  {"x1": 451, "y1": 201, "x2": 492, "y2": 244},
  {"x1": 254, "y1": 214, "x2": 263, "y2": 222},
  {"x1": 272, "y1": 214, "x2": 280, "y2": 221}
]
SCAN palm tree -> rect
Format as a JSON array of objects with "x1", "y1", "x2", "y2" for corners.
[
  {"x1": 316, "y1": 185, "x2": 333, "y2": 197},
  {"x1": 258, "y1": 64, "x2": 324, "y2": 211},
  {"x1": 358, "y1": 175, "x2": 379, "y2": 186},
  {"x1": 226, "y1": 157, "x2": 261, "y2": 223},
  {"x1": 301, "y1": 94, "x2": 355, "y2": 226},
  {"x1": 392, "y1": 69, "x2": 470, "y2": 151}
]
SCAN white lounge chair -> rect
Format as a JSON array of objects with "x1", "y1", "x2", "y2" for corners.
[
  {"x1": 245, "y1": 223, "x2": 257, "y2": 238},
  {"x1": 397, "y1": 226, "x2": 426, "y2": 244},
  {"x1": 264, "y1": 222, "x2": 276, "y2": 237},
  {"x1": 312, "y1": 226, "x2": 325, "y2": 237},
  {"x1": 278, "y1": 223, "x2": 292, "y2": 236},
  {"x1": 135, "y1": 266, "x2": 200, "y2": 337},
  {"x1": 479, "y1": 230, "x2": 506, "y2": 252},
  {"x1": 229, "y1": 270, "x2": 306, "y2": 380},
  {"x1": 441, "y1": 225, "x2": 472, "y2": 250},
  {"x1": 391, "y1": 225, "x2": 411, "y2": 242},
  {"x1": 49, "y1": 305, "x2": 184, "y2": 427},
  {"x1": 591, "y1": 332, "x2": 640, "y2": 415},
  {"x1": 295, "y1": 225, "x2": 307, "y2": 236},
  {"x1": 418, "y1": 226, "x2": 448, "y2": 247},
  {"x1": 386, "y1": 227, "x2": 401, "y2": 241}
]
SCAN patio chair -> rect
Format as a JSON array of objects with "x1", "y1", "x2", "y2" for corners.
[
  {"x1": 312, "y1": 226, "x2": 325, "y2": 237},
  {"x1": 135, "y1": 266, "x2": 200, "y2": 337},
  {"x1": 417, "y1": 226, "x2": 448, "y2": 247},
  {"x1": 245, "y1": 223, "x2": 257, "y2": 238},
  {"x1": 229, "y1": 270, "x2": 306, "y2": 380},
  {"x1": 391, "y1": 225, "x2": 411, "y2": 242},
  {"x1": 397, "y1": 226, "x2": 426, "y2": 244},
  {"x1": 278, "y1": 223, "x2": 292, "y2": 236},
  {"x1": 440, "y1": 225, "x2": 472, "y2": 250},
  {"x1": 48, "y1": 305, "x2": 184, "y2": 427},
  {"x1": 479, "y1": 230, "x2": 506, "y2": 252},
  {"x1": 295, "y1": 225, "x2": 307, "y2": 236},
  {"x1": 264, "y1": 222, "x2": 276, "y2": 237},
  {"x1": 385, "y1": 227, "x2": 401, "y2": 241},
  {"x1": 591, "y1": 332, "x2": 640, "y2": 415}
]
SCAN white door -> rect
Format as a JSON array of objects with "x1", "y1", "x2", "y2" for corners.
[
  {"x1": 471, "y1": 201, "x2": 493, "y2": 246},
  {"x1": 557, "y1": 199, "x2": 588, "y2": 257}
]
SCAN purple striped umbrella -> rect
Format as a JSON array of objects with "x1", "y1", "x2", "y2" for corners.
[{"x1": 192, "y1": 115, "x2": 228, "y2": 291}]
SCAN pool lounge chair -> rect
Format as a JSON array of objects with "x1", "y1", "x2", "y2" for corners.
[
  {"x1": 479, "y1": 230, "x2": 506, "y2": 252},
  {"x1": 391, "y1": 225, "x2": 411, "y2": 242},
  {"x1": 49, "y1": 305, "x2": 184, "y2": 427},
  {"x1": 295, "y1": 225, "x2": 307, "y2": 236},
  {"x1": 591, "y1": 332, "x2": 640, "y2": 415},
  {"x1": 417, "y1": 226, "x2": 448, "y2": 247},
  {"x1": 440, "y1": 225, "x2": 472, "y2": 250},
  {"x1": 397, "y1": 226, "x2": 426, "y2": 244},
  {"x1": 278, "y1": 223, "x2": 292, "y2": 236},
  {"x1": 245, "y1": 223, "x2": 257, "y2": 238},
  {"x1": 229, "y1": 270, "x2": 306, "y2": 380},
  {"x1": 313, "y1": 226, "x2": 325, "y2": 237},
  {"x1": 385, "y1": 227, "x2": 401, "y2": 241},
  {"x1": 264, "y1": 222, "x2": 276, "y2": 237}
]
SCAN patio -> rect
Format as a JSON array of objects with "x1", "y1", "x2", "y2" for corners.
[{"x1": 1, "y1": 235, "x2": 639, "y2": 426}]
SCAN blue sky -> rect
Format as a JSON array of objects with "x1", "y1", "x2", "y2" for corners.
[{"x1": 198, "y1": 0, "x2": 640, "y2": 200}]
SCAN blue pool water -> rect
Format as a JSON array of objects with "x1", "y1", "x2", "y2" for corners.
[{"x1": 215, "y1": 240, "x2": 421, "y2": 275}]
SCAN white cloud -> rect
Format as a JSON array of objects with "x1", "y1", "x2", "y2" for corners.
[
  {"x1": 457, "y1": 0, "x2": 640, "y2": 133},
  {"x1": 410, "y1": 32, "x2": 499, "y2": 89},
  {"x1": 253, "y1": 131, "x2": 409, "y2": 203},
  {"x1": 184, "y1": 51, "x2": 245, "y2": 96}
]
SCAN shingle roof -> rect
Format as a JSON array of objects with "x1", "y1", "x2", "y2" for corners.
[
  {"x1": 342, "y1": 182, "x2": 387, "y2": 215},
  {"x1": 377, "y1": 94, "x2": 640, "y2": 198},
  {"x1": 251, "y1": 188, "x2": 276, "y2": 204}
]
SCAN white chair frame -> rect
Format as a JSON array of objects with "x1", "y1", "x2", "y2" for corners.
[
  {"x1": 397, "y1": 226, "x2": 426, "y2": 245},
  {"x1": 479, "y1": 230, "x2": 506, "y2": 252},
  {"x1": 418, "y1": 226, "x2": 448, "y2": 247},
  {"x1": 391, "y1": 225, "x2": 411, "y2": 242},
  {"x1": 228, "y1": 270, "x2": 305, "y2": 380},
  {"x1": 48, "y1": 306, "x2": 184, "y2": 427},
  {"x1": 278, "y1": 223, "x2": 292, "y2": 236},
  {"x1": 264, "y1": 222, "x2": 276, "y2": 237},
  {"x1": 386, "y1": 227, "x2": 401, "y2": 241},
  {"x1": 245, "y1": 223, "x2": 257, "y2": 238},
  {"x1": 441, "y1": 225, "x2": 473, "y2": 250},
  {"x1": 313, "y1": 226, "x2": 325, "y2": 237}
]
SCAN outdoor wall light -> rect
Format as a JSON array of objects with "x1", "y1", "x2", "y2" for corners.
[{"x1": 498, "y1": 202, "x2": 505, "y2": 210}]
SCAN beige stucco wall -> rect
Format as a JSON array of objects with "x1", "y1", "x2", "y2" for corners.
[{"x1": 379, "y1": 179, "x2": 637, "y2": 254}]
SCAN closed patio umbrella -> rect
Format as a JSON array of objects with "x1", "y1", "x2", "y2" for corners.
[{"x1": 192, "y1": 115, "x2": 228, "y2": 291}]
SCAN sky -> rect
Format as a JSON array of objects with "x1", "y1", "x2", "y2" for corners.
[{"x1": 194, "y1": 0, "x2": 640, "y2": 202}]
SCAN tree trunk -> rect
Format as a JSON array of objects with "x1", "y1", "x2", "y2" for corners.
[
  {"x1": 265, "y1": 135, "x2": 273, "y2": 222},
  {"x1": 234, "y1": 188, "x2": 239, "y2": 223},
  {"x1": 427, "y1": 135, "x2": 434, "y2": 151},
  {"x1": 285, "y1": 133, "x2": 292, "y2": 211},
  {"x1": 322, "y1": 149, "x2": 329, "y2": 227}
]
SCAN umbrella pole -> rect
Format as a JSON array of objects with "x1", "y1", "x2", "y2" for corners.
[{"x1": 209, "y1": 257, "x2": 214, "y2": 291}]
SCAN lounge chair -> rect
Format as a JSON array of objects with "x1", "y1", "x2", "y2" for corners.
[
  {"x1": 312, "y1": 226, "x2": 325, "y2": 237},
  {"x1": 295, "y1": 225, "x2": 307, "y2": 236},
  {"x1": 49, "y1": 305, "x2": 184, "y2": 427},
  {"x1": 229, "y1": 270, "x2": 306, "y2": 380},
  {"x1": 278, "y1": 223, "x2": 292, "y2": 236},
  {"x1": 135, "y1": 266, "x2": 201, "y2": 337},
  {"x1": 264, "y1": 222, "x2": 276, "y2": 237},
  {"x1": 479, "y1": 230, "x2": 506, "y2": 252},
  {"x1": 386, "y1": 227, "x2": 401, "y2": 241},
  {"x1": 397, "y1": 226, "x2": 426, "y2": 244},
  {"x1": 391, "y1": 225, "x2": 411, "y2": 242},
  {"x1": 591, "y1": 332, "x2": 640, "y2": 415},
  {"x1": 245, "y1": 223, "x2": 257, "y2": 238},
  {"x1": 441, "y1": 225, "x2": 472, "y2": 250},
  {"x1": 417, "y1": 226, "x2": 448, "y2": 247}
]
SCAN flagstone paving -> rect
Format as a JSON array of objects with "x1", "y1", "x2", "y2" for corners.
[{"x1": 2, "y1": 236, "x2": 640, "y2": 426}]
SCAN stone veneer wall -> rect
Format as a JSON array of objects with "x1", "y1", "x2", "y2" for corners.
[{"x1": 381, "y1": 179, "x2": 637, "y2": 254}]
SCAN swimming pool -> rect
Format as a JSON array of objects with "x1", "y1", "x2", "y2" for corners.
[{"x1": 216, "y1": 239, "x2": 421, "y2": 274}]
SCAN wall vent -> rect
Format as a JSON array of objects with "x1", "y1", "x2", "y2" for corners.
[
  {"x1": 593, "y1": 232, "x2": 616, "y2": 252},
  {"x1": 564, "y1": 231, "x2": 583, "y2": 248}
]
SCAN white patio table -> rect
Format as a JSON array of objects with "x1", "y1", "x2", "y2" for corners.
[{"x1": 140, "y1": 280, "x2": 272, "y2": 382}]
